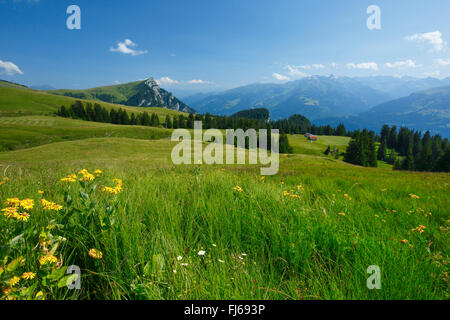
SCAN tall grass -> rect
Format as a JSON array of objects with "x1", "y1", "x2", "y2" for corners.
[{"x1": 0, "y1": 142, "x2": 448, "y2": 300}]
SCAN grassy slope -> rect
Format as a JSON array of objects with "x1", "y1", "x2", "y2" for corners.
[
  {"x1": 0, "y1": 87, "x2": 185, "y2": 118},
  {"x1": 289, "y1": 134, "x2": 350, "y2": 156},
  {"x1": 0, "y1": 80, "x2": 28, "y2": 89},
  {"x1": 47, "y1": 81, "x2": 143, "y2": 104},
  {"x1": 0, "y1": 135, "x2": 448, "y2": 300},
  {"x1": 0, "y1": 116, "x2": 171, "y2": 152}
]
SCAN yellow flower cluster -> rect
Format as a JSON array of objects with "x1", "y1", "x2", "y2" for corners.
[
  {"x1": 411, "y1": 225, "x2": 427, "y2": 234},
  {"x1": 102, "y1": 179, "x2": 123, "y2": 195},
  {"x1": 88, "y1": 248, "x2": 103, "y2": 259},
  {"x1": 40, "y1": 199, "x2": 63, "y2": 211},
  {"x1": 337, "y1": 212, "x2": 346, "y2": 216},
  {"x1": 2, "y1": 198, "x2": 34, "y2": 221},
  {"x1": 409, "y1": 193, "x2": 420, "y2": 199},
  {"x1": 78, "y1": 169, "x2": 95, "y2": 182},
  {"x1": 282, "y1": 190, "x2": 301, "y2": 199},
  {"x1": 60, "y1": 174, "x2": 77, "y2": 183},
  {"x1": 21, "y1": 272, "x2": 36, "y2": 280},
  {"x1": 9, "y1": 276, "x2": 20, "y2": 287},
  {"x1": 344, "y1": 193, "x2": 352, "y2": 200},
  {"x1": 233, "y1": 185, "x2": 243, "y2": 193},
  {"x1": 0, "y1": 177, "x2": 9, "y2": 186},
  {"x1": 39, "y1": 255, "x2": 58, "y2": 266},
  {"x1": 60, "y1": 169, "x2": 101, "y2": 183}
]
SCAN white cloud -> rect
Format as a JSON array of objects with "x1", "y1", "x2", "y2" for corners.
[
  {"x1": 384, "y1": 59, "x2": 417, "y2": 69},
  {"x1": 186, "y1": 79, "x2": 211, "y2": 84},
  {"x1": 155, "y1": 77, "x2": 212, "y2": 86},
  {"x1": 405, "y1": 31, "x2": 445, "y2": 52},
  {"x1": 298, "y1": 64, "x2": 325, "y2": 70},
  {"x1": 110, "y1": 39, "x2": 148, "y2": 56},
  {"x1": 330, "y1": 62, "x2": 339, "y2": 68},
  {"x1": 285, "y1": 65, "x2": 309, "y2": 78},
  {"x1": 0, "y1": 60, "x2": 23, "y2": 75},
  {"x1": 156, "y1": 77, "x2": 179, "y2": 85},
  {"x1": 272, "y1": 73, "x2": 290, "y2": 81},
  {"x1": 435, "y1": 58, "x2": 450, "y2": 66},
  {"x1": 423, "y1": 71, "x2": 440, "y2": 78},
  {"x1": 346, "y1": 62, "x2": 379, "y2": 71}
]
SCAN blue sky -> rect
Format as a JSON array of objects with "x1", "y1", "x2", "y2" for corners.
[{"x1": 1, "y1": 0, "x2": 450, "y2": 93}]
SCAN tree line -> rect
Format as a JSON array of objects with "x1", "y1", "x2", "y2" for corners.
[
  {"x1": 343, "y1": 124, "x2": 449, "y2": 172},
  {"x1": 377, "y1": 125, "x2": 449, "y2": 172},
  {"x1": 56, "y1": 101, "x2": 297, "y2": 153}
]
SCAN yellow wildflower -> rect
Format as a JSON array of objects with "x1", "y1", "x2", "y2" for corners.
[
  {"x1": 79, "y1": 169, "x2": 95, "y2": 182},
  {"x1": 5, "y1": 198, "x2": 20, "y2": 207},
  {"x1": 35, "y1": 291, "x2": 45, "y2": 300},
  {"x1": 15, "y1": 212, "x2": 30, "y2": 222},
  {"x1": 39, "y1": 255, "x2": 58, "y2": 266},
  {"x1": 60, "y1": 174, "x2": 77, "y2": 183},
  {"x1": 19, "y1": 198, "x2": 34, "y2": 210},
  {"x1": 38, "y1": 190, "x2": 44, "y2": 194},
  {"x1": 21, "y1": 272, "x2": 36, "y2": 280},
  {"x1": 88, "y1": 248, "x2": 103, "y2": 259},
  {"x1": 411, "y1": 225, "x2": 426, "y2": 234},
  {"x1": 337, "y1": 212, "x2": 346, "y2": 216},
  {"x1": 233, "y1": 185, "x2": 243, "y2": 193},
  {"x1": 102, "y1": 179, "x2": 123, "y2": 195},
  {"x1": 9, "y1": 276, "x2": 20, "y2": 287},
  {"x1": 344, "y1": 193, "x2": 352, "y2": 200},
  {"x1": 2, "y1": 207, "x2": 19, "y2": 219},
  {"x1": 400, "y1": 239, "x2": 409, "y2": 244},
  {"x1": 40, "y1": 199, "x2": 63, "y2": 211},
  {"x1": 409, "y1": 193, "x2": 420, "y2": 199},
  {"x1": 94, "y1": 169, "x2": 102, "y2": 177}
]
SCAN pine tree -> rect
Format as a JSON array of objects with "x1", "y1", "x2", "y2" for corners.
[
  {"x1": 434, "y1": 148, "x2": 450, "y2": 172},
  {"x1": 387, "y1": 125, "x2": 397, "y2": 150},
  {"x1": 164, "y1": 115, "x2": 172, "y2": 128},
  {"x1": 377, "y1": 139, "x2": 387, "y2": 161},
  {"x1": 402, "y1": 147, "x2": 415, "y2": 171}
]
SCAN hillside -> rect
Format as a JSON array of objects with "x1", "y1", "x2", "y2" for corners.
[
  {"x1": 0, "y1": 116, "x2": 171, "y2": 152},
  {"x1": 318, "y1": 85, "x2": 450, "y2": 137},
  {"x1": 0, "y1": 79, "x2": 28, "y2": 89},
  {"x1": 48, "y1": 78, "x2": 195, "y2": 113},
  {"x1": 0, "y1": 86, "x2": 186, "y2": 119}
]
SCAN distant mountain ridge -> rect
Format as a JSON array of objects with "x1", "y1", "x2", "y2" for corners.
[
  {"x1": 187, "y1": 76, "x2": 450, "y2": 120},
  {"x1": 48, "y1": 78, "x2": 195, "y2": 113},
  {"x1": 317, "y1": 85, "x2": 450, "y2": 137},
  {"x1": 188, "y1": 76, "x2": 393, "y2": 120}
]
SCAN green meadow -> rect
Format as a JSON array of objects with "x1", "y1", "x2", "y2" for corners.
[{"x1": 0, "y1": 88, "x2": 448, "y2": 300}]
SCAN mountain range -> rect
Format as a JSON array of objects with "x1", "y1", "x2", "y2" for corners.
[
  {"x1": 6, "y1": 75, "x2": 450, "y2": 137},
  {"x1": 48, "y1": 78, "x2": 194, "y2": 113},
  {"x1": 186, "y1": 75, "x2": 450, "y2": 137},
  {"x1": 316, "y1": 85, "x2": 450, "y2": 137}
]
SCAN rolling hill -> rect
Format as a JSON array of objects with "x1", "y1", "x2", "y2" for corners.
[
  {"x1": 0, "y1": 85, "x2": 186, "y2": 119},
  {"x1": 48, "y1": 78, "x2": 195, "y2": 113}
]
